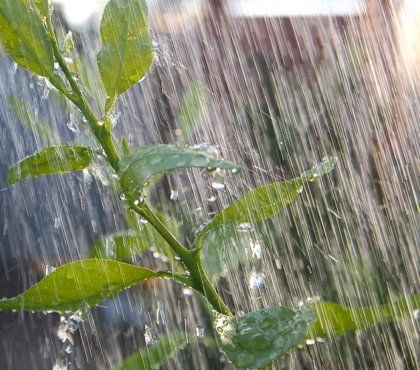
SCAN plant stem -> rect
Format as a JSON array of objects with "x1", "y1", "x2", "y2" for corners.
[
  {"x1": 263, "y1": 364, "x2": 275, "y2": 370},
  {"x1": 46, "y1": 10, "x2": 231, "y2": 317},
  {"x1": 45, "y1": 15, "x2": 121, "y2": 171},
  {"x1": 132, "y1": 203, "x2": 232, "y2": 316}
]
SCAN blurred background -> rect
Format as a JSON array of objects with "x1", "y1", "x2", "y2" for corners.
[{"x1": 0, "y1": 0, "x2": 419, "y2": 368}]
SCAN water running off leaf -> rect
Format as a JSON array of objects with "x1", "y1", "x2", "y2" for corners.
[
  {"x1": 0, "y1": 259, "x2": 165, "y2": 312},
  {"x1": 119, "y1": 144, "x2": 241, "y2": 198},
  {"x1": 213, "y1": 306, "x2": 316, "y2": 369},
  {"x1": 7, "y1": 145, "x2": 95, "y2": 185}
]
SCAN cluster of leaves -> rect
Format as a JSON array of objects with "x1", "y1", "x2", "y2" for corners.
[{"x1": 0, "y1": 0, "x2": 418, "y2": 369}]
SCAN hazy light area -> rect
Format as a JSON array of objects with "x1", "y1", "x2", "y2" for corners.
[
  {"x1": 52, "y1": 0, "x2": 106, "y2": 27},
  {"x1": 225, "y1": 0, "x2": 366, "y2": 17},
  {"x1": 53, "y1": 0, "x2": 420, "y2": 25}
]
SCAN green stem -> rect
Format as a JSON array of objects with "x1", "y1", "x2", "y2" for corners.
[
  {"x1": 155, "y1": 271, "x2": 191, "y2": 286},
  {"x1": 132, "y1": 203, "x2": 232, "y2": 316},
  {"x1": 263, "y1": 364, "x2": 275, "y2": 370},
  {"x1": 45, "y1": 9, "x2": 231, "y2": 317},
  {"x1": 45, "y1": 15, "x2": 121, "y2": 171}
]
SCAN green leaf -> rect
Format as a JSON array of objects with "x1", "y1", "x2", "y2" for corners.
[
  {"x1": 33, "y1": 0, "x2": 50, "y2": 18},
  {"x1": 309, "y1": 295, "x2": 420, "y2": 338},
  {"x1": 0, "y1": 0, "x2": 54, "y2": 77},
  {"x1": 202, "y1": 225, "x2": 251, "y2": 282},
  {"x1": 178, "y1": 80, "x2": 206, "y2": 143},
  {"x1": 115, "y1": 331, "x2": 190, "y2": 370},
  {"x1": 7, "y1": 145, "x2": 95, "y2": 185},
  {"x1": 213, "y1": 306, "x2": 316, "y2": 369},
  {"x1": 91, "y1": 232, "x2": 150, "y2": 260},
  {"x1": 97, "y1": 0, "x2": 153, "y2": 100},
  {"x1": 91, "y1": 228, "x2": 179, "y2": 263},
  {"x1": 0, "y1": 259, "x2": 164, "y2": 312},
  {"x1": 119, "y1": 144, "x2": 241, "y2": 199},
  {"x1": 198, "y1": 156, "x2": 336, "y2": 240}
]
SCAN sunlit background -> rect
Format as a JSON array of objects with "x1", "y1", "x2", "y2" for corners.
[{"x1": 1, "y1": 0, "x2": 420, "y2": 369}]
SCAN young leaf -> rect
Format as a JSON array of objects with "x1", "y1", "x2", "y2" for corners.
[
  {"x1": 119, "y1": 144, "x2": 241, "y2": 199},
  {"x1": 201, "y1": 225, "x2": 251, "y2": 282},
  {"x1": 178, "y1": 80, "x2": 207, "y2": 144},
  {"x1": 97, "y1": 0, "x2": 153, "y2": 101},
  {"x1": 90, "y1": 228, "x2": 179, "y2": 264},
  {"x1": 33, "y1": 0, "x2": 50, "y2": 19},
  {"x1": 309, "y1": 295, "x2": 420, "y2": 338},
  {"x1": 0, "y1": 259, "x2": 166, "y2": 312},
  {"x1": 198, "y1": 156, "x2": 336, "y2": 241},
  {"x1": 213, "y1": 305, "x2": 316, "y2": 369},
  {"x1": 115, "y1": 331, "x2": 190, "y2": 370},
  {"x1": 0, "y1": 0, "x2": 55, "y2": 77},
  {"x1": 7, "y1": 145, "x2": 95, "y2": 185},
  {"x1": 91, "y1": 232, "x2": 150, "y2": 260}
]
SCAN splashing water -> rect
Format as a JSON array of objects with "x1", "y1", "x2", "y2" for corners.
[{"x1": 1, "y1": 0, "x2": 420, "y2": 369}]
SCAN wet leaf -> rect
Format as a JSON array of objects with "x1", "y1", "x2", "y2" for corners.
[
  {"x1": 202, "y1": 225, "x2": 251, "y2": 282},
  {"x1": 119, "y1": 144, "x2": 241, "y2": 198},
  {"x1": 0, "y1": 259, "x2": 164, "y2": 312},
  {"x1": 0, "y1": 0, "x2": 54, "y2": 77},
  {"x1": 97, "y1": 0, "x2": 153, "y2": 101},
  {"x1": 7, "y1": 145, "x2": 95, "y2": 185},
  {"x1": 33, "y1": 0, "x2": 50, "y2": 18},
  {"x1": 91, "y1": 232, "x2": 150, "y2": 260},
  {"x1": 91, "y1": 228, "x2": 177, "y2": 263},
  {"x1": 199, "y1": 156, "x2": 336, "y2": 239},
  {"x1": 115, "y1": 331, "x2": 190, "y2": 370},
  {"x1": 178, "y1": 80, "x2": 207, "y2": 143},
  {"x1": 309, "y1": 295, "x2": 420, "y2": 338},
  {"x1": 213, "y1": 306, "x2": 316, "y2": 369}
]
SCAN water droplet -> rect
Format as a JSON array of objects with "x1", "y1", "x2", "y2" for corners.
[
  {"x1": 139, "y1": 218, "x2": 148, "y2": 225},
  {"x1": 66, "y1": 113, "x2": 80, "y2": 134},
  {"x1": 137, "y1": 196, "x2": 146, "y2": 205},
  {"x1": 195, "y1": 324, "x2": 205, "y2": 338},
  {"x1": 260, "y1": 316, "x2": 277, "y2": 330},
  {"x1": 182, "y1": 287, "x2": 193, "y2": 296},
  {"x1": 211, "y1": 182, "x2": 225, "y2": 190},
  {"x1": 45, "y1": 265, "x2": 56, "y2": 276},
  {"x1": 109, "y1": 110, "x2": 121, "y2": 128},
  {"x1": 144, "y1": 325, "x2": 159, "y2": 345},
  {"x1": 306, "y1": 339, "x2": 316, "y2": 345},
  {"x1": 174, "y1": 255, "x2": 181, "y2": 260},
  {"x1": 119, "y1": 193, "x2": 126, "y2": 201},
  {"x1": 170, "y1": 189, "x2": 179, "y2": 201},
  {"x1": 54, "y1": 217, "x2": 61, "y2": 229},
  {"x1": 191, "y1": 155, "x2": 209, "y2": 166},
  {"x1": 65, "y1": 269, "x2": 74, "y2": 280},
  {"x1": 249, "y1": 240, "x2": 262, "y2": 259},
  {"x1": 413, "y1": 309, "x2": 420, "y2": 320},
  {"x1": 64, "y1": 344, "x2": 72, "y2": 354},
  {"x1": 231, "y1": 168, "x2": 239, "y2": 174},
  {"x1": 208, "y1": 195, "x2": 217, "y2": 202},
  {"x1": 236, "y1": 223, "x2": 252, "y2": 232},
  {"x1": 249, "y1": 271, "x2": 265, "y2": 290},
  {"x1": 297, "y1": 187, "x2": 303, "y2": 194}
]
